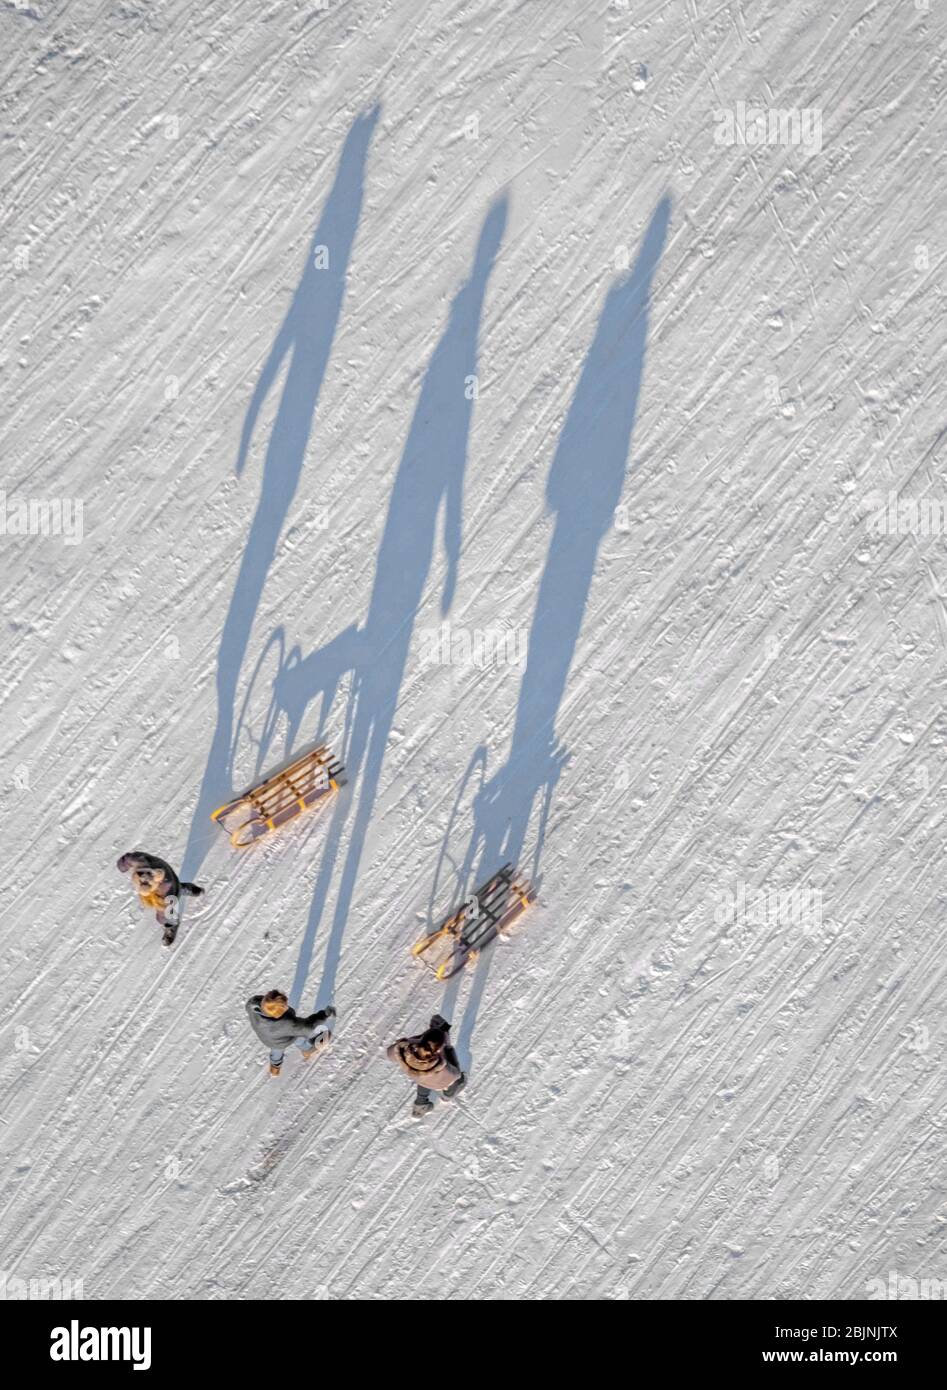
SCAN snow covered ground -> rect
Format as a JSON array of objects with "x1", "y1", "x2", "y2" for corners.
[{"x1": 2, "y1": 0, "x2": 946, "y2": 1301}]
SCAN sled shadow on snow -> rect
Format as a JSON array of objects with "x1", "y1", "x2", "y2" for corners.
[
  {"x1": 180, "y1": 104, "x2": 380, "y2": 885},
  {"x1": 433, "y1": 194, "x2": 672, "y2": 1069},
  {"x1": 278, "y1": 195, "x2": 510, "y2": 1012}
]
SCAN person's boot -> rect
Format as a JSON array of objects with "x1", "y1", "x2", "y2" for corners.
[
  {"x1": 440, "y1": 1073, "x2": 467, "y2": 1102},
  {"x1": 268, "y1": 1061, "x2": 281, "y2": 1077},
  {"x1": 161, "y1": 922, "x2": 177, "y2": 947},
  {"x1": 412, "y1": 1098, "x2": 434, "y2": 1118}
]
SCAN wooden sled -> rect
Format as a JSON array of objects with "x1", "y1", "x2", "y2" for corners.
[
  {"x1": 412, "y1": 863, "x2": 533, "y2": 980},
  {"x1": 211, "y1": 743, "x2": 344, "y2": 849}
]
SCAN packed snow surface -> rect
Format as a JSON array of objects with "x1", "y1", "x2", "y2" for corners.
[{"x1": 1, "y1": 1, "x2": 945, "y2": 1300}]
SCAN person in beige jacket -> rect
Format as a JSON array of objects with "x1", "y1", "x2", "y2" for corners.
[{"x1": 386, "y1": 1013, "x2": 467, "y2": 1117}]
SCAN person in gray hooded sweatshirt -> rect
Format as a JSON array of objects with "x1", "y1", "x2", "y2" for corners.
[
  {"x1": 386, "y1": 1013, "x2": 467, "y2": 1117},
  {"x1": 245, "y1": 990, "x2": 336, "y2": 1076}
]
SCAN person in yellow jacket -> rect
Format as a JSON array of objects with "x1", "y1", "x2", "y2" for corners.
[{"x1": 116, "y1": 850, "x2": 204, "y2": 946}]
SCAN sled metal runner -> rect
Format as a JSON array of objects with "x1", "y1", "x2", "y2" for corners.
[
  {"x1": 211, "y1": 744, "x2": 344, "y2": 849},
  {"x1": 412, "y1": 863, "x2": 533, "y2": 979}
]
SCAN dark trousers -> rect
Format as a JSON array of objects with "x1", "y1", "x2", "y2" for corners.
[
  {"x1": 156, "y1": 878, "x2": 200, "y2": 927},
  {"x1": 416, "y1": 1074, "x2": 466, "y2": 1105}
]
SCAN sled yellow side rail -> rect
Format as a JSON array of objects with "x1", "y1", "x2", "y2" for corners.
[{"x1": 211, "y1": 743, "x2": 344, "y2": 849}]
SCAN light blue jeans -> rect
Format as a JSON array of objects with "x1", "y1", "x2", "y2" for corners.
[{"x1": 269, "y1": 1037, "x2": 316, "y2": 1067}]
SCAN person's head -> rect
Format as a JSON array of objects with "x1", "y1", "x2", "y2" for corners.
[
  {"x1": 415, "y1": 1025, "x2": 447, "y2": 1058},
  {"x1": 261, "y1": 990, "x2": 290, "y2": 1019},
  {"x1": 132, "y1": 866, "x2": 162, "y2": 894}
]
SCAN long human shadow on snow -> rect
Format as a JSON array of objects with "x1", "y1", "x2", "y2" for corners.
[
  {"x1": 437, "y1": 196, "x2": 672, "y2": 1064},
  {"x1": 279, "y1": 197, "x2": 510, "y2": 1010},
  {"x1": 180, "y1": 106, "x2": 380, "y2": 883}
]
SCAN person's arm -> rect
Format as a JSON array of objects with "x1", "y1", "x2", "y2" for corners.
[
  {"x1": 443, "y1": 1044, "x2": 461, "y2": 1072},
  {"x1": 297, "y1": 1005, "x2": 336, "y2": 1035}
]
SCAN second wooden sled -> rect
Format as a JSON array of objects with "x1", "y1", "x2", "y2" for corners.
[
  {"x1": 211, "y1": 743, "x2": 344, "y2": 849},
  {"x1": 412, "y1": 863, "x2": 533, "y2": 980}
]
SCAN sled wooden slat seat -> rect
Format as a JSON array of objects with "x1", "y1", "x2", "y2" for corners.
[{"x1": 211, "y1": 743, "x2": 344, "y2": 849}]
